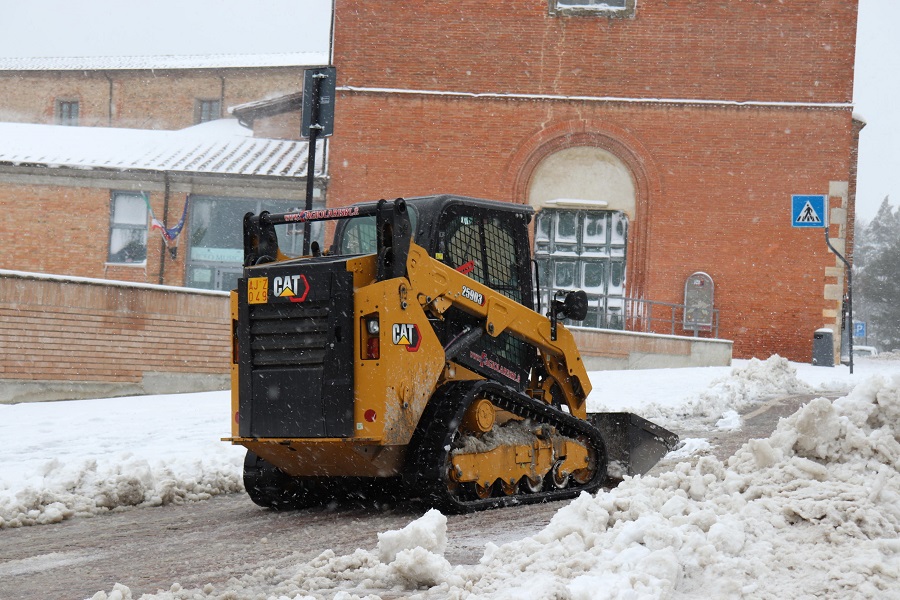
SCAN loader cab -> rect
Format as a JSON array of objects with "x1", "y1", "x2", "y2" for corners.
[{"x1": 333, "y1": 195, "x2": 537, "y2": 389}]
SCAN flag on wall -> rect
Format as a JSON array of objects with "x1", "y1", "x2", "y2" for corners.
[{"x1": 144, "y1": 195, "x2": 190, "y2": 243}]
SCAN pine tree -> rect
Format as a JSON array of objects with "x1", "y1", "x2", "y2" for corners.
[{"x1": 854, "y1": 197, "x2": 900, "y2": 351}]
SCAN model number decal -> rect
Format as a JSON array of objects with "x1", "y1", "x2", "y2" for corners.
[{"x1": 461, "y1": 285, "x2": 484, "y2": 306}]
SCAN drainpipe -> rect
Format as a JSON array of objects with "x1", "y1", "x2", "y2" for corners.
[
  {"x1": 157, "y1": 173, "x2": 171, "y2": 285},
  {"x1": 104, "y1": 73, "x2": 114, "y2": 126},
  {"x1": 219, "y1": 76, "x2": 226, "y2": 118},
  {"x1": 825, "y1": 225, "x2": 853, "y2": 374}
]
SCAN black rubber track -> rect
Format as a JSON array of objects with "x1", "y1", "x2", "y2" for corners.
[{"x1": 403, "y1": 380, "x2": 609, "y2": 513}]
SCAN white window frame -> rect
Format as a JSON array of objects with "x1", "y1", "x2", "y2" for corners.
[{"x1": 108, "y1": 192, "x2": 149, "y2": 265}]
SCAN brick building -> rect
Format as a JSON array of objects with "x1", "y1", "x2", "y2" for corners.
[
  {"x1": 0, "y1": 53, "x2": 323, "y2": 129},
  {"x1": 320, "y1": 0, "x2": 862, "y2": 362},
  {"x1": 0, "y1": 54, "x2": 327, "y2": 290}
]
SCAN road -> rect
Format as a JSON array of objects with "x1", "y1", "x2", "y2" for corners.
[{"x1": 0, "y1": 394, "x2": 827, "y2": 600}]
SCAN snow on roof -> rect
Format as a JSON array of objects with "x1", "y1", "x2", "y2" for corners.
[
  {"x1": 0, "y1": 119, "x2": 322, "y2": 178},
  {"x1": 0, "y1": 52, "x2": 328, "y2": 71}
]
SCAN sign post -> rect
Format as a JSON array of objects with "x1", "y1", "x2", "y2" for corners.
[{"x1": 300, "y1": 66, "x2": 336, "y2": 256}]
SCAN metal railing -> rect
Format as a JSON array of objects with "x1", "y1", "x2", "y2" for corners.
[
  {"x1": 556, "y1": 294, "x2": 720, "y2": 338},
  {"x1": 622, "y1": 297, "x2": 720, "y2": 338}
]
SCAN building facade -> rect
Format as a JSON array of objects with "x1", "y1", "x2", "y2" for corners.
[
  {"x1": 0, "y1": 54, "x2": 324, "y2": 129},
  {"x1": 324, "y1": 0, "x2": 861, "y2": 361}
]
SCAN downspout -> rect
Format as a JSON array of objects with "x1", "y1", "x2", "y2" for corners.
[
  {"x1": 157, "y1": 173, "x2": 171, "y2": 285},
  {"x1": 104, "y1": 73, "x2": 114, "y2": 126},
  {"x1": 219, "y1": 76, "x2": 226, "y2": 118}
]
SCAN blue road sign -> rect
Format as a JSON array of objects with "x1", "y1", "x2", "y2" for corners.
[
  {"x1": 792, "y1": 195, "x2": 826, "y2": 228},
  {"x1": 854, "y1": 321, "x2": 866, "y2": 338}
]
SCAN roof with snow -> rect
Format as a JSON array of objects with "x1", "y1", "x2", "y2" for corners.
[
  {"x1": 0, "y1": 52, "x2": 328, "y2": 71},
  {"x1": 0, "y1": 119, "x2": 321, "y2": 178}
]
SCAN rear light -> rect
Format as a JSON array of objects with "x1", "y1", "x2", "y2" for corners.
[
  {"x1": 232, "y1": 321, "x2": 239, "y2": 364},
  {"x1": 366, "y1": 337, "x2": 380, "y2": 359}
]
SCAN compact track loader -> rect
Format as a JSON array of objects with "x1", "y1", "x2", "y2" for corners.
[{"x1": 227, "y1": 195, "x2": 677, "y2": 512}]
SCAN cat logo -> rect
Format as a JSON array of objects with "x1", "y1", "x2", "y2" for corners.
[
  {"x1": 391, "y1": 323, "x2": 421, "y2": 352},
  {"x1": 271, "y1": 274, "x2": 310, "y2": 303}
]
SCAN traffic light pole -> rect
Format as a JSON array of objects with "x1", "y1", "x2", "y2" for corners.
[{"x1": 302, "y1": 73, "x2": 326, "y2": 257}]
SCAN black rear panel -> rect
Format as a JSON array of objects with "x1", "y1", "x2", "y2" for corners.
[{"x1": 238, "y1": 256, "x2": 354, "y2": 438}]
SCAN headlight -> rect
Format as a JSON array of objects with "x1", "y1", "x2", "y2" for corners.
[{"x1": 366, "y1": 318, "x2": 380, "y2": 335}]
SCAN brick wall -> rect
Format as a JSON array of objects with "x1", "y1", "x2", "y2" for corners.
[
  {"x1": 334, "y1": 0, "x2": 857, "y2": 104},
  {"x1": 327, "y1": 0, "x2": 859, "y2": 363},
  {"x1": 326, "y1": 95, "x2": 854, "y2": 361},
  {"x1": 0, "y1": 180, "x2": 186, "y2": 286},
  {"x1": 0, "y1": 271, "x2": 230, "y2": 403}
]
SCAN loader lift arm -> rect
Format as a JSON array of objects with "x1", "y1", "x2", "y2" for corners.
[{"x1": 404, "y1": 243, "x2": 593, "y2": 419}]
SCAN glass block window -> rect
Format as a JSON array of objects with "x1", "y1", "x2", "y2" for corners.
[{"x1": 535, "y1": 209, "x2": 628, "y2": 329}]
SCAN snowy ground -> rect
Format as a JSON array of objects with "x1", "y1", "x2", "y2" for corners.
[{"x1": 2, "y1": 355, "x2": 900, "y2": 599}]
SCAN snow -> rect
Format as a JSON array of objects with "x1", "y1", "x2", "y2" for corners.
[
  {"x1": 0, "y1": 268, "x2": 230, "y2": 296},
  {"x1": 3, "y1": 356, "x2": 900, "y2": 599},
  {"x1": 336, "y1": 85, "x2": 851, "y2": 109},
  {"x1": 0, "y1": 118, "x2": 325, "y2": 179},
  {"x1": 0, "y1": 392, "x2": 244, "y2": 528}
]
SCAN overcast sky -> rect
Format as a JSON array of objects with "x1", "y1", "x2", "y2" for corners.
[
  {"x1": 0, "y1": 0, "x2": 332, "y2": 57},
  {"x1": 0, "y1": 0, "x2": 893, "y2": 221}
]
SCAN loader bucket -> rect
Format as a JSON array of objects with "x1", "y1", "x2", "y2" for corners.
[{"x1": 588, "y1": 413, "x2": 679, "y2": 480}]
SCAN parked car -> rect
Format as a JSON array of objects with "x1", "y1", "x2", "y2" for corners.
[{"x1": 853, "y1": 345, "x2": 879, "y2": 358}]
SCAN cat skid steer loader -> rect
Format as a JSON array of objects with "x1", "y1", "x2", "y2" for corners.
[{"x1": 226, "y1": 195, "x2": 677, "y2": 512}]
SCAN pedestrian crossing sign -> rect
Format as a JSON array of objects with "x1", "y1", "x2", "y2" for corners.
[{"x1": 791, "y1": 195, "x2": 827, "y2": 228}]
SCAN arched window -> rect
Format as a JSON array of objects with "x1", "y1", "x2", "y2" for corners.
[{"x1": 528, "y1": 146, "x2": 635, "y2": 330}]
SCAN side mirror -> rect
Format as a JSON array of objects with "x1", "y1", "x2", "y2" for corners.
[
  {"x1": 560, "y1": 290, "x2": 588, "y2": 321},
  {"x1": 550, "y1": 289, "x2": 588, "y2": 341}
]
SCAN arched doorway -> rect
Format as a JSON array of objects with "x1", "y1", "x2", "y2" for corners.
[{"x1": 528, "y1": 146, "x2": 636, "y2": 329}]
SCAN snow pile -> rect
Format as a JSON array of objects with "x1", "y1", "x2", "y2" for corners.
[
  {"x1": 0, "y1": 455, "x2": 243, "y2": 528},
  {"x1": 91, "y1": 373, "x2": 900, "y2": 599},
  {"x1": 0, "y1": 391, "x2": 244, "y2": 528},
  {"x1": 439, "y1": 372, "x2": 900, "y2": 599},
  {"x1": 653, "y1": 355, "x2": 813, "y2": 427}
]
